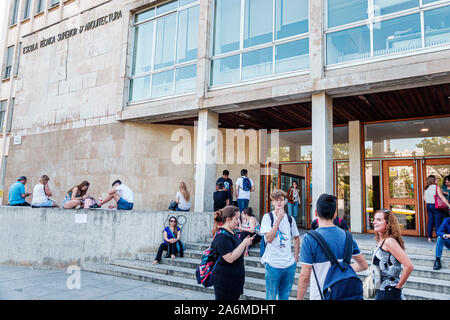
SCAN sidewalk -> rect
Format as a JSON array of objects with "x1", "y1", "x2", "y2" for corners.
[{"x1": 0, "y1": 265, "x2": 214, "y2": 300}]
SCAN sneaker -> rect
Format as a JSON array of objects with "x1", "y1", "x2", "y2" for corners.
[
  {"x1": 75, "y1": 205, "x2": 81, "y2": 210},
  {"x1": 433, "y1": 259, "x2": 442, "y2": 270},
  {"x1": 89, "y1": 203, "x2": 101, "y2": 209}
]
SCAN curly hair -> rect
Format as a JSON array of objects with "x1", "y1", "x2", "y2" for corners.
[{"x1": 374, "y1": 209, "x2": 405, "y2": 250}]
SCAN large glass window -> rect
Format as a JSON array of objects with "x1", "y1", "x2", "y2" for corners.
[
  {"x1": 3, "y1": 46, "x2": 14, "y2": 79},
  {"x1": 326, "y1": 1, "x2": 450, "y2": 65},
  {"x1": 0, "y1": 101, "x2": 6, "y2": 132},
  {"x1": 424, "y1": 6, "x2": 450, "y2": 47},
  {"x1": 267, "y1": 126, "x2": 349, "y2": 162},
  {"x1": 23, "y1": 0, "x2": 32, "y2": 20},
  {"x1": 327, "y1": 25, "x2": 370, "y2": 65},
  {"x1": 327, "y1": 0, "x2": 368, "y2": 28},
  {"x1": 373, "y1": 14, "x2": 422, "y2": 57},
  {"x1": 14, "y1": 43, "x2": 21, "y2": 76},
  {"x1": 211, "y1": 0, "x2": 309, "y2": 86},
  {"x1": 364, "y1": 117, "x2": 450, "y2": 158},
  {"x1": 35, "y1": 0, "x2": 45, "y2": 14},
  {"x1": 129, "y1": 0, "x2": 199, "y2": 103},
  {"x1": 10, "y1": 0, "x2": 19, "y2": 25}
]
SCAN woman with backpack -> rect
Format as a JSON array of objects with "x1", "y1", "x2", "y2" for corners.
[
  {"x1": 287, "y1": 181, "x2": 300, "y2": 218},
  {"x1": 152, "y1": 216, "x2": 184, "y2": 264},
  {"x1": 371, "y1": 209, "x2": 414, "y2": 300},
  {"x1": 424, "y1": 175, "x2": 450, "y2": 242},
  {"x1": 211, "y1": 205, "x2": 254, "y2": 300}
]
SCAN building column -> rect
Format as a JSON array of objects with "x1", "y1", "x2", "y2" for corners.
[
  {"x1": 349, "y1": 121, "x2": 364, "y2": 233},
  {"x1": 196, "y1": 0, "x2": 213, "y2": 101},
  {"x1": 194, "y1": 109, "x2": 219, "y2": 212},
  {"x1": 311, "y1": 92, "x2": 333, "y2": 217},
  {"x1": 309, "y1": 0, "x2": 325, "y2": 80}
]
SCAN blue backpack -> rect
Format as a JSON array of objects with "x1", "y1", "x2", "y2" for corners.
[
  {"x1": 260, "y1": 212, "x2": 293, "y2": 257},
  {"x1": 242, "y1": 177, "x2": 252, "y2": 191},
  {"x1": 306, "y1": 230, "x2": 363, "y2": 300}
]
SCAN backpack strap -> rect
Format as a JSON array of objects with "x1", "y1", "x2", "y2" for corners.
[
  {"x1": 343, "y1": 230, "x2": 353, "y2": 265},
  {"x1": 311, "y1": 265, "x2": 324, "y2": 300},
  {"x1": 306, "y1": 230, "x2": 339, "y2": 267}
]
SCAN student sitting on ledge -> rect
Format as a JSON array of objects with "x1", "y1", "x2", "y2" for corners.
[
  {"x1": 90, "y1": 180, "x2": 134, "y2": 210},
  {"x1": 9, "y1": 176, "x2": 32, "y2": 206}
]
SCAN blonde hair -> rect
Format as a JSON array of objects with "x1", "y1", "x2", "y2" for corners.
[
  {"x1": 374, "y1": 210, "x2": 405, "y2": 250},
  {"x1": 179, "y1": 181, "x2": 190, "y2": 202}
]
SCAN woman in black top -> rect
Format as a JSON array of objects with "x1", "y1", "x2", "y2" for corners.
[{"x1": 211, "y1": 205, "x2": 254, "y2": 300}]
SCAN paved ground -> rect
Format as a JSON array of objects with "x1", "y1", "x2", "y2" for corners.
[{"x1": 0, "y1": 265, "x2": 215, "y2": 300}]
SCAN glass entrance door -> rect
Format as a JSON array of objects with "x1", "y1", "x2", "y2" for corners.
[
  {"x1": 382, "y1": 160, "x2": 419, "y2": 236},
  {"x1": 422, "y1": 158, "x2": 450, "y2": 235}
]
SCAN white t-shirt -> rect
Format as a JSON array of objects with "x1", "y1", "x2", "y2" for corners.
[
  {"x1": 236, "y1": 176, "x2": 254, "y2": 200},
  {"x1": 424, "y1": 184, "x2": 438, "y2": 204},
  {"x1": 260, "y1": 211, "x2": 299, "y2": 269},
  {"x1": 176, "y1": 191, "x2": 191, "y2": 210},
  {"x1": 116, "y1": 184, "x2": 134, "y2": 203},
  {"x1": 32, "y1": 183, "x2": 48, "y2": 204}
]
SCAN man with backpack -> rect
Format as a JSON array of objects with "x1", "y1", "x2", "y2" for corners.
[
  {"x1": 296, "y1": 194, "x2": 368, "y2": 300},
  {"x1": 260, "y1": 189, "x2": 300, "y2": 300},
  {"x1": 235, "y1": 169, "x2": 254, "y2": 213}
]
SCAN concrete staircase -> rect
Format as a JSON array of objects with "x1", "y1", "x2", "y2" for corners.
[{"x1": 81, "y1": 234, "x2": 450, "y2": 300}]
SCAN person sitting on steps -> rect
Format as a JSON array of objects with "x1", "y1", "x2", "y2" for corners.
[{"x1": 152, "y1": 216, "x2": 184, "y2": 264}]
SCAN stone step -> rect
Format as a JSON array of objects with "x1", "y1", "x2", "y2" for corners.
[
  {"x1": 81, "y1": 261, "x2": 292, "y2": 300},
  {"x1": 135, "y1": 253, "x2": 450, "y2": 294},
  {"x1": 202, "y1": 237, "x2": 450, "y2": 258},
  {"x1": 183, "y1": 243, "x2": 450, "y2": 269},
  {"x1": 157, "y1": 250, "x2": 450, "y2": 282},
  {"x1": 82, "y1": 261, "x2": 450, "y2": 300}
]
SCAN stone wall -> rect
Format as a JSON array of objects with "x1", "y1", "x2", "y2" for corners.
[
  {"x1": 4, "y1": 122, "x2": 196, "y2": 211},
  {"x1": 0, "y1": 206, "x2": 213, "y2": 268}
]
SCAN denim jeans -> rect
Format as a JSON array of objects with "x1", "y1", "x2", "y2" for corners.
[
  {"x1": 436, "y1": 236, "x2": 450, "y2": 259},
  {"x1": 237, "y1": 199, "x2": 249, "y2": 212},
  {"x1": 427, "y1": 204, "x2": 444, "y2": 238},
  {"x1": 265, "y1": 262, "x2": 296, "y2": 300},
  {"x1": 176, "y1": 207, "x2": 190, "y2": 212},
  {"x1": 287, "y1": 202, "x2": 298, "y2": 218}
]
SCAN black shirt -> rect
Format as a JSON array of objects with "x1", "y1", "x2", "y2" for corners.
[
  {"x1": 211, "y1": 228, "x2": 245, "y2": 295},
  {"x1": 213, "y1": 190, "x2": 229, "y2": 211},
  {"x1": 216, "y1": 177, "x2": 233, "y2": 201}
]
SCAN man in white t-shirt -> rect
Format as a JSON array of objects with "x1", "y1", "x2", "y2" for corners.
[
  {"x1": 90, "y1": 180, "x2": 134, "y2": 210},
  {"x1": 260, "y1": 189, "x2": 300, "y2": 300},
  {"x1": 235, "y1": 169, "x2": 255, "y2": 213}
]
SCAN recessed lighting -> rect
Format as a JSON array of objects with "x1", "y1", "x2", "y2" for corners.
[
  {"x1": 238, "y1": 124, "x2": 245, "y2": 128},
  {"x1": 421, "y1": 128, "x2": 429, "y2": 132}
]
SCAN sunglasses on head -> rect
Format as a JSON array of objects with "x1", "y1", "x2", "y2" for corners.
[{"x1": 381, "y1": 208, "x2": 390, "y2": 214}]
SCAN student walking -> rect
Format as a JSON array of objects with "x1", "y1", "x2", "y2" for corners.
[
  {"x1": 235, "y1": 169, "x2": 254, "y2": 213},
  {"x1": 260, "y1": 189, "x2": 300, "y2": 300},
  {"x1": 371, "y1": 209, "x2": 414, "y2": 300},
  {"x1": 8, "y1": 176, "x2": 32, "y2": 206},
  {"x1": 90, "y1": 180, "x2": 134, "y2": 210},
  {"x1": 62, "y1": 181, "x2": 90, "y2": 209},
  {"x1": 31, "y1": 175, "x2": 58, "y2": 207},
  {"x1": 211, "y1": 206, "x2": 254, "y2": 300},
  {"x1": 287, "y1": 181, "x2": 300, "y2": 218},
  {"x1": 297, "y1": 194, "x2": 368, "y2": 300},
  {"x1": 152, "y1": 216, "x2": 184, "y2": 264},
  {"x1": 424, "y1": 175, "x2": 450, "y2": 242},
  {"x1": 433, "y1": 217, "x2": 450, "y2": 270},
  {"x1": 175, "y1": 182, "x2": 191, "y2": 212}
]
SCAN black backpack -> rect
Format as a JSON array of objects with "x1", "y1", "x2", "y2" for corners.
[
  {"x1": 306, "y1": 230, "x2": 363, "y2": 300},
  {"x1": 259, "y1": 212, "x2": 293, "y2": 257}
]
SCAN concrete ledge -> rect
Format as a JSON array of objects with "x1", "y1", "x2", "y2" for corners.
[{"x1": 0, "y1": 206, "x2": 213, "y2": 268}]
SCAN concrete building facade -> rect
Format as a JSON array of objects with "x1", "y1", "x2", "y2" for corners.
[{"x1": 1, "y1": 0, "x2": 449, "y2": 236}]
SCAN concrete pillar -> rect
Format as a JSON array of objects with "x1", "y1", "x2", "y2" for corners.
[
  {"x1": 309, "y1": 0, "x2": 325, "y2": 80},
  {"x1": 311, "y1": 92, "x2": 333, "y2": 216},
  {"x1": 196, "y1": 0, "x2": 213, "y2": 101},
  {"x1": 194, "y1": 109, "x2": 219, "y2": 212},
  {"x1": 349, "y1": 121, "x2": 364, "y2": 233}
]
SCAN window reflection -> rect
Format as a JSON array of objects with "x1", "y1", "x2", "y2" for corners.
[
  {"x1": 327, "y1": 25, "x2": 370, "y2": 65},
  {"x1": 364, "y1": 117, "x2": 450, "y2": 158},
  {"x1": 424, "y1": 6, "x2": 450, "y2": 47}
]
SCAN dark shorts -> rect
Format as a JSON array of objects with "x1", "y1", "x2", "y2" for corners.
[{"x1": 117, "y1": 198, "x2": 133, "y2": 210}]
